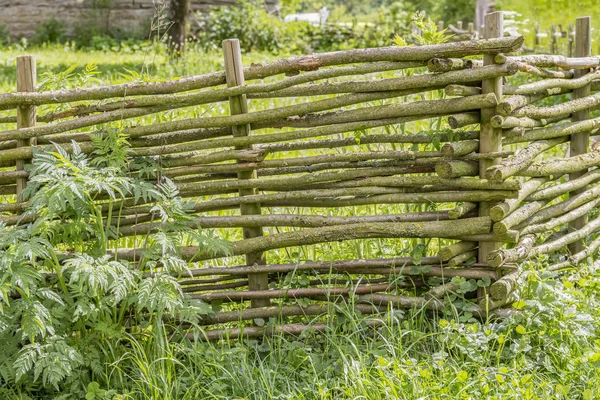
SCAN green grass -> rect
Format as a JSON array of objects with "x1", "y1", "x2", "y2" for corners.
[
  {"x1": 64, "y1": 263, "x2": 600, "y2": 399},
  {"x1": 497, "y1": 0, "x2": 600, "y2": 54},
  {"x1": 1, "y1": 42, "x2": 600, "y2": 399}
]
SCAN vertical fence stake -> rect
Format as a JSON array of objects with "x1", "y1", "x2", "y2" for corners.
[
  {"x1": 567, "y1": 23, "x2": 574, "y2": 57},
  {"x1": 222, "y1": 39, "x2": 270, "y2": 309},
  {"x1": 479, "y1": 12, "x2": 503, "y2": 271},
  {"x1": 16, "y1": 55, "x2": 36, "y2": 196},
  {"x1": 568, "y1": 16, "x2": 592, "y2": 255},
  {"x1": 467, "y1": 22, "x2": 475, "y2": 38},
  {"x1": 550, "y1": 24, "x2": 558, "y2": 54}
]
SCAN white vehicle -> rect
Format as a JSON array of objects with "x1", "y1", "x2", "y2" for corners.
[{"x1": 284, "y1": 7, "x2": 329, "y2": 26}]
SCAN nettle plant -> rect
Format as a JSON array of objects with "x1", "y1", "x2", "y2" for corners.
[{"x1": 0, "y1": 132, "x2": 229, "y2": 395}]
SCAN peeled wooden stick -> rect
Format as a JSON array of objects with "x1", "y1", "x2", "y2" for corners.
[
  {"x1": 195, "y1": 191, "x2": 516, "y2": 213},
  {"x1": 189, "y1": 283, "x2": 401, "y2": 302},
  {"x1": 528, "y1": 168, "x2": 600, "y2": 201},
  {"x1": 493, "y1": 201, "x2": 546, "y2": 234},
  {"x1": 486, "y1": 137, "x2": 567, "y2": 182},
  {"x1": 441, "y1": 140, "x2": 479, "y2": 158},
  {"x1": 174, "y1": 162, "x2": 433, "y2": 183},
  {"x1": 480, "y1": 291, "x2": 519, "y2": 310},
  {"x1": 495, "y1": 54, "x2": 600, "y2": 69},
  {"x1": 438, "y1": 241, "x2": 478, "y2": 261},
  {"x1": 445, "y1": 84, "x2": 482, "y2": 96},
  {"x1": 0, "y1": 185, "x2": 16, "y2": 195},
  {"x1": 518, "y1": 150, "x2": 600, "y2": 177},
  {"x1": 165, "y1": 149, "x2": 434, "y2": 173},
  {"x1": 174, "y1": 257, "x2": 498, "y2": 281},
  {"x1": 511, "y1": 92, "x2": 600, "y2": 120},
  {"x1": 108, "y1": 185, "x2": 512, "y2": 219},
  {"x1": 488, "y1": 234, "x2": 537, "y2": 267},
  {"x1": 427, "y1": 58, "x2": 471, "y2": 72},
  {"x1": 504, "y1": 69, "x2": 600, "y2": 95},
  {"x1": 195, "y1": 304, "x2": 385, "y2": 326},
  {"x1": 447, "y1": 250, "x2": 477, "y2": 267},
  {"x1": 520, "y1": 197, "x2": 600, "y2": 235},
  {"x1": 115, "y1": 217, "x2": 494, "y2": 261},
  {"x1": 435, "y1": 160, "x2": 479, "y2": 178},
  {"x1": 177, "y1": 166, "x2": 439, "y2": 194},
  {"x1": 496, "y1": 92, "x2": 553, "y2": 116},
  {"x1": 548, "y1": 235, "x2": 600, "y2": 271},
  {"x1": 303, "y1": 176, "x2": 521, "y2": 192},
  {"x1": 514, "y1": 62, "x2": 573, "y2": 79},
  {"x1": 116, "y1": 212, "x2": 458, "y2": 234},
  {"x1": 516, "y1": 184, "x2": 600, "y2": 227},
  {"x1": 114, "y1": 210, "x2": 480, "y2": 236},
  {"x1": 447, "y1": 112, "x2": 480, "y2": 128},
  {"x1": 448, "y1": 202, "x2": 478, "y2": 219},
  {"x1": 424, "y1": 282, "x2": 459, "y2": 299},
  {"x1": 182, "y1": 281, "x2": 249, "y2": 293},
  {"x1": 489, "y1": 178, "x2": 547, "y2": 221},
  {"x1": 0, "y1": 169, "x2": 27, "y2": 185},
  {"x1": 259, "y1": 63, "x2": 517, "y2": 98},
  {"x1": 504, "y1": 117, "x2": 600, "y2": 144},
  {"x1": 530, "y1": 216, "x2": 600, "y2": 257},
  {"x1": 359, "y1": 293, "x2": 442, "y2": 310},
  {"x1": 489, "y1": 270, "x2": 525, "y2": 300},
  {"x1": 568, "y1": 17, "x2": 593, "y2": 255},
  {"x1": 490, "y1": 115, "x2": 564, "y2": 129}
]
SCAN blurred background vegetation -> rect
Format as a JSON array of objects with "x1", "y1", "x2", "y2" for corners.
[{"x1": 0, "y1": 0, "x2": 595, "y2": 55}]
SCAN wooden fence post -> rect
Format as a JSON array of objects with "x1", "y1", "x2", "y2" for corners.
[
  {"x1": 479, "y1": 12, "x2": 503, "y2": 267},
  {"x1": 16, "y1": 55, "x2": 36, "y2": 196},
  {"x1": 222, "y1": 39, "x2": 270, "y2": 308},
  {"x1": 567, "y1": 23, "x2": 574, "y2": 57},
  {"x1": 550, "y1": 24, "x2": 557, "y2": 54},
  {"x1": 568, "y1": 16, "x2": 592, "y2": 255},
  {"x1": 467, "y1": 22, "x2": 475, "y2": 38}
]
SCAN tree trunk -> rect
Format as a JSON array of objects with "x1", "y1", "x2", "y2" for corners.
[{"x1": 168, "y1": 0, "x2": 190, "y2": 57}]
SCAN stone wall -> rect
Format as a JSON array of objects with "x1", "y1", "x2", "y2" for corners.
[{"x1": 0, "y1": 0, "x2": 278, "y2": 39}]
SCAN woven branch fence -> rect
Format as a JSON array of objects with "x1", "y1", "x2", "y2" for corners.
[{"x1": 1, "y1": 12, "x2": 599, "y2": 339}]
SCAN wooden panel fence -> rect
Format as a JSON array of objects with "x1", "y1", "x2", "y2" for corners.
[{"x1": 1, "y1": 12, "x2": 599, "y2": 339}]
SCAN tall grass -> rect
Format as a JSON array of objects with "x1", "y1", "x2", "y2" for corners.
[{"x1": 75, "y1": 264, "x2": 600, "y2": 399}]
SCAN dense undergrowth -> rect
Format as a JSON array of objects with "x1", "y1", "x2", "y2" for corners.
[{"x1": 3, "y1": 247, "x2": 600, "y2": 398}]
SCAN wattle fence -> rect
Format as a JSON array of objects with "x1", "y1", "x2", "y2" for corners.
[{"x1": 1, "y1": 12, "x2": 599, "y2": 339}]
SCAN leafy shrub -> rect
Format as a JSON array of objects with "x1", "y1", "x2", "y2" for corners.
[
  {"x1": 195, "y1": 0, "x2": 293, "y2": 53},
  {"x1": 301, "y1": 23, "x2": 355, "y2": 52},
  {"x1": 73, "y1": 24, "x2": 112, "y2": 49},
  {"x1": 0, "y1": 25, "x2": 10, "y2": 47},
  {"x1": 410, "y1": 11, "x2": 451, "y2": 45},
  {"x1": 194, "y1": 0, "x2": 413, "y2": 53},
  {"x1": 31, "y1": 19, "x2": 66, "y2": 45},
  {"x1": 0, "y1": 135, "x2": 230, "y2": 395}
]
